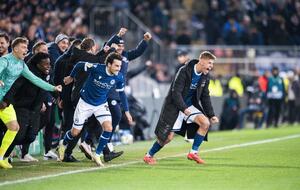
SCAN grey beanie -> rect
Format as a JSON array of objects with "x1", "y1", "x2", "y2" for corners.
[{"x1": 55, "y1": 34, "x2": 69, "y2": 44}]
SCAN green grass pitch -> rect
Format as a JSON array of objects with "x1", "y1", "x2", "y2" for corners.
[{"x1": 1, "y1": 125, "x2": 300, "y2": 190}]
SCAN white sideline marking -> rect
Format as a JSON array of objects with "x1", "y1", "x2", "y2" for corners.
[{"x1": 0, "y1": 134, "x2": 299, "y2": 187}]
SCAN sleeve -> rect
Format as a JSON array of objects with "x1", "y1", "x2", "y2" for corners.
[
  {"x1": 0, "y1": 57, "x2": 8, "y2": 75},
  {"x1": 116, "y1": 76, "x2": 129, "y2": 111},
  {"x1": 127, "y1": 40, "x2": 148, "y2": 61},
  {"x1": 106, "y1": 34, "x2": 121, "y2": 46},
  {"x1": 200, "y1": 79, "x2": 215, "y2": 118},
  {"x1": 70, "y1": 62, "x2": 96, "y2": 78},
  {"x1": 171, "y1": 67, "x2": 188, "y2": 112},
  {"x1": 21, "y1": 64, "x2": 55, "y2": 92}
]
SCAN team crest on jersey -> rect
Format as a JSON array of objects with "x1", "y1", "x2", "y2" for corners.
[
  {"x1": 98, "y1": 76, "x2": 102, "y2": 80},
  {"x1": 110, "y1": 79, "x2": 115, "y2": 85},
  {"x1": 85, "y1": 63, "x2": 94, "y2": 68},
  {"x1": 122, "y1": 57, "x2": 128, "y2": 62}
]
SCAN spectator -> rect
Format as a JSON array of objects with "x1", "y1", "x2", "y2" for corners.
[
  {"x1": 228, "y1": 73, "x2": 244, "y2": 96},
  {"x1": 24, "y1": 41, "x2": 48, "y2": 62},
  {"x1": 219, "y1": 89, "x2": 240, "y2": 130},
  {"x1": 266, "y1": 67, "x2": 285, "y2": 128}
]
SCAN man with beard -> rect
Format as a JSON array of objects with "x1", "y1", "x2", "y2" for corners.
[{"x1": 0, "y1": 33, "x2": 9, "y2": 57}]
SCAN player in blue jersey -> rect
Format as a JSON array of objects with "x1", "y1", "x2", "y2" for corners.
[
  {"x1": 59, "y1": 52, "x2": 133, "y2": 166},
  {"x1": 79, "y1": 28, "x2": 152, "y2": 162},
  {"x1": 143, "y1": 51, "x2": 219, "y2": 165}
]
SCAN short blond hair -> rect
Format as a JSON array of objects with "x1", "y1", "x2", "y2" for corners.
[
  {"x1": 199, "y1": 51, "x2": 216, "y2": 60},
  {"x1": 11, "y1": 37, "x2": 28, "y2": 49}
]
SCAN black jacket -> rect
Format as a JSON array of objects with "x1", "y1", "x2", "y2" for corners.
[
  {"x1": 48, "y1": 42, "x2": 64, "y2": 81},
  {"x1": 154, "y1": 59, "x2": 215, "y2": 143},
  {"x1": 3, "y1": 59, "x2": 49, "y2": 112}
]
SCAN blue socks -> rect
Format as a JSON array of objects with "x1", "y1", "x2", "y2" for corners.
[
  {"x1": 63, "y1": 130, "x2": 74, "y2": 146},
  {"x1": 96, "y1": 131, "x2": 112, "y2": 155},
  {"x1": 191, "y1": 133, "x2": 205, "y2": 152},
  {"x1": 148, "y1": 141, "x2": 162, "y2": 157}
]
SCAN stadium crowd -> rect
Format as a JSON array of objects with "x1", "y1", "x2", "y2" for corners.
[
  {"x1": 1, "y1": 0, "x2": 300, "y2": 48},
  {"x1": 127, "y1": 0, "x2": 300, "y2": 45}
]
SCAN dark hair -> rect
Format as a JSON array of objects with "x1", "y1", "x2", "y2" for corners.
[
  {"x1": 80, "y1": 38, "x2": 95, "y2": 51},
  {"x1": 71, "y1": 39, "x2": 82, "y2": 47},
  {"x1": 11, "y1": 37, "x2": 28, "y2": 49},
  {"x1": 30, "y1": 52, "x2": 50, "y2": 66},
  {"x1": 32, "y1": 41, "x2": 47, "y2": 53},
  {"x1": 272, "y1": 66, "x2": 279, "y2": 72},
  {"x1": 0, "y1": 32, "x2": 10, "y2": 43},
  {"x1": 105, "y1": 52, "x2": 122, "y2": 66}
]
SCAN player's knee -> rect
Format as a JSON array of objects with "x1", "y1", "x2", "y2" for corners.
[
  {"x1": 196, "y1": 117, "x2": 210, "y2": 131},
  {"x1": 102, "y1": 121, "x2": 113, "y2": 132},
  {"x1": 201, "y1": 121, "x2": 210, "y2": 131},
  {"x1": 105, "y1": 126, "x2": 113, "y2": 132},
  {"x1": 12, "y1": 124, "x2": 20, "y2": 131},
  {"x1": 6, "y1": 121, "x2": 20, "y2": 131},
  {"x1": 71, "y1": 129, "x2": 80, "y2": 137},
  {"x1": 165, "y1": 133, "x2": 174, "y2": 144}
]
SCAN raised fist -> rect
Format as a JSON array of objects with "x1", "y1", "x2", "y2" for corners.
[{"x1": 144, "y1": 32, "x2": 152, "y2": 41}]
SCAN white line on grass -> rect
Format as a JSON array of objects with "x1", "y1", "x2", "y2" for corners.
[{"x1": 1, "y1": 134, "x2": 299, "y2": 187}]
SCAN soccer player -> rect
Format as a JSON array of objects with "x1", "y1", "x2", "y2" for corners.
[
  {"x1": 0, "y1": 37, "x2": 62, "y2": 169},
  {"x1": 59, "y1": 52, "x2": 133, "y2": 167},
  {"x1": 1, "y1": 52, "x2": 52, "y2": 162},
  {"x1": 95, "y1": 27, "x2": 151, "y2": 161},
  {"x1": 143, "y1": 51, "x2": 219, "y2": 165}
]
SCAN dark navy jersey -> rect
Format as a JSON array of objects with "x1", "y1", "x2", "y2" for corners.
[
  {"x1": 184, "y1": 65, "x2": 202, "y2": 107},
  {"x1": 70, "y1": 62, "x2": 125, "y2": 107},
  {"x1": 107, "y1": 34, "x2": 148, "y2": 100}
]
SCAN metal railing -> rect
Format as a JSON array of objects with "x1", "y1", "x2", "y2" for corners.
[{"x1": 89, "y1": 6, "x2": 300, "y2": 95}]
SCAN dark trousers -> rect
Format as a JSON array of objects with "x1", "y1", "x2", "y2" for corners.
[
  {"x1": 287, "y1": 100, "x2": 297, "y2": 124},
  {"x1": 40, "y1": 103, "x2": 56, "y2": 153},
  {"x1": 61, "y1": 102, "x2": 79, "y2": 156},
  {"x1": 61, "y1": 102, "x2": 75, "y2": 137},
  {"x1": 4, "y1": 109, "x2": 40, "y2": 157},
  {"x1": 267, "y1": 99, "x2": 283, "y2": 127}
]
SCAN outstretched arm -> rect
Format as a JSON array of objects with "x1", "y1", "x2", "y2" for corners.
[
  {"x1": 64, "y1": 61, "x2": 96, "y2": 85},
  {"x1": 22, "y1": 64, "x2": 61, "y2": 92},
  {"x1": 118, "y1": 90, "x2": 133, "y2": 125},
  {"x1": 116, "y1": 76, "x2": 133, "y2": 125},
  {"x1": 127, "y1": 33, "x2": 151, "y2": 61},
  {"x1": 106, "y1": 28, "x2": 128, "y2": 46}
]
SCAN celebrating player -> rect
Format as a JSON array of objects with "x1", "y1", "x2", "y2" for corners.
[
  {"x1": 144, "y1": 51, "x2": 219, "y2": 165},
  {"x1": 59, "y1": 52, "x2": 133, "y2": 167}
]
